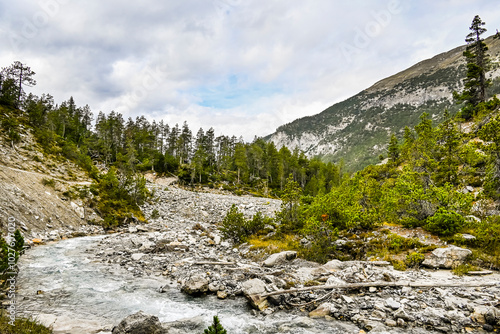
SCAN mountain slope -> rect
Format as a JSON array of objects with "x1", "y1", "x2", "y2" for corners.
[{"x1": 268, "y1": 35, "x2": 500, "y2": 171}]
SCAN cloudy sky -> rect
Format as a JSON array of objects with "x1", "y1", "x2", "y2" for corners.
[{"x1": 1, "y1": 1, "x2": 499, "y2": 140}]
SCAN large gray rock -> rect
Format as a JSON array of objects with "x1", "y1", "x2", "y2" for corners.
[
  {"x1": 112, "y1": 311, "x2": 165, "y2": 334},
  {"x1": 162, "y1": 316, "x2": 206, "y2": 334},
  {"x1": 263, "y1": 251, "x2": 297, "y2": 267},
  {"x1": 485, "y1": 307, "x2": 500, "y2": 325},
  {"x1": 422, "y1": 245, "x2": 472, "y2": 269},
  {"x1": 241, "y1": 278, "x2": 269, "y2": 310},
  {"x1": 181, "y1": 274, "x2": 209, "y2": 296},
  {"x1": 241, "y1": 278, "x2": 267, "y2": 295}
]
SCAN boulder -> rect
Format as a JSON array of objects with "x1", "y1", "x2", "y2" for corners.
[
  {"x1": 162, "y1": 316, "x2": 206, "y2": 333},
  {"x1": 241, "y1": 278, "x2": 267, "y2": 295},
  {"x1": 309, "y1": 303, "x2": 336, "y2": 318},
  {"x1": 263, "y1": 251, "x2": 297, "y2": 267},
  {"x1": 217, "y1": 290, "x2": 228, "y2": 299},
  {"x1": 181, "y1": 274, "x2": 209, "y2": 296},
  {"x1": 131, "y1": 253, "x2": 145, "y2": 261},
  {"x1": 422, "y1": 245, "x2": 472, "y2": 269},
  {"x1": 112, "y1": 311, "x2": 165, "y2": 334},
  {"x1": 485, "y1": 307, "x2": 500, "y2": 325},
  {"x1": 241, "y1": 278, "x2": 269, "y2": 310},
  {"x1": 385, "y1": 298, "x2": 401, "y2": 310},
  {"x1": 320, "y1": 259, "x2": 344, "y2": 272}
]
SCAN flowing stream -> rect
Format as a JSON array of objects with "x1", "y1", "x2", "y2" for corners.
[{"x1": 16, "y1": 236, "x2": 358, "y2": 334}]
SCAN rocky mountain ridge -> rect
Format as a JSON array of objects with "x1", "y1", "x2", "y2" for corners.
[{"x1": 268, "y1": 35, "x2": 500, "y2": 171}]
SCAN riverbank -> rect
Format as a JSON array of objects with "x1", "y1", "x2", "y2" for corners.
[{"x1": 15, "y1": 183, "x2": 500, "y2": 333}]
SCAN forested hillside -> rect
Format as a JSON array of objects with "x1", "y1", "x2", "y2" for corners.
[
  {"x1": 219, "y1": 17, "x2": 500, "y2": 270},
  {"x1": 0, "y1": 62, "x2": 340, "y2": 229}
]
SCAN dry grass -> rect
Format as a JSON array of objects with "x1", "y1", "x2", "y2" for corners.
[{"x1": 247, "y1": 234, "x2": 299, "y2": 255}]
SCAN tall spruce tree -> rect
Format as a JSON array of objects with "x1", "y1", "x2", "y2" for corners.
[
  {"x1": 455, "y1": 15, "x2": 491, "y2": 119},
  {"x1": 388, "y1": 134, "x2": 400, "y2": 164}
]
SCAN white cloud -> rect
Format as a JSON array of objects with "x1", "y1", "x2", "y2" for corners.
[{"x1": 1, "y1": 0, "x2": 499, "y2": 140}]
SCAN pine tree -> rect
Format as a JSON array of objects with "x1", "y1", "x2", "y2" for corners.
[
  {"x1": 455, "y1": 15, "x2": 491, "y2": 119},
  {"x1": 434, "y1": 110, "x2": 461, "y2": 185},
  {"x1": 387, "y1": 134, "x2": 400, "y2": 164},
  {"x1": 204, "y1": 315, "x2": 227, "y2": 334},
  {"x1": 0, "y1": 61, "x2": 37, "y2": 107}
]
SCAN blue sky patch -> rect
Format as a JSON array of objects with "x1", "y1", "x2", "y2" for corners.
[{"x1": 189, "y1": 74, "x2": 282, "y2": 110}]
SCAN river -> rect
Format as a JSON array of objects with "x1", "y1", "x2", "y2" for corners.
[{"x1": 16, "y1": 235, "x2": 359, "y2": 334}]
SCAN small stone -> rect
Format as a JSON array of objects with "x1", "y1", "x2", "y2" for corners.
[
  {"x1": 369, "y1": 287, "x2": 377, "y2": 293},
  {"x1": 309, "y1": 303, "x2": 335, "y2": 318},
  {"x1": 131, "y1": 253, "x2": 145, "y2": 261},
  {"x1": 341, "y1": 295, "x2": 354, "y2": 304},
  {"x1": 393, "y1": 308, "x2": 411, "y2": 321},
  {"x1": 385, "y1": 298, "x2": 401, "y2": 310},
  {"x1": 483, "y1": 324, "x2": 494, "y2": 332},
  {"x1": 397, "y1": 318, "x2": 405, "y2": 327},
  {"x1": 208, "y1": 282, "x2": 219, "y2": 292},
  {"x1": 385, "y1": 319, "x2": 397, "y2": 327},
  {"x1": 326, "y1": 276, "x2": 345, "y2": 286},
  {"x1": 217, "y1": 290, "x2": 228, "y2": 299},
  {"x1": 371, "y1": 310, "x2": 386, "y2": 320},
  {"x1": 262, "y1": 251, "x2": 297, "y2": 267}
]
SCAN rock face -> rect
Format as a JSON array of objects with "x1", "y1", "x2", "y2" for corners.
[
  {"x1": 422, "y1": 245, "x2": 472, "y2": 268},
  {"x1": 263, "y1": 251, "x2": 297, "y2": 267},
  {"x1": 268, "y1": 36, "x2": 500, "y2": 170},
  {"x1": 181, "y1": 274, "x2": 209, "y2": 296},
  {"x1": 112, "y1": 311, "x2": 165, "y2": 334}
]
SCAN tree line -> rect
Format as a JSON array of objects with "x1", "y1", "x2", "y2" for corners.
[{"x1": 0, "y1": 60, "x2": 342, "y2": 227}]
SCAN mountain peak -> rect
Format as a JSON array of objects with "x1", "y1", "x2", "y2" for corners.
[{"x1": 269, "y1": 35, "x2": 500, "y2": 171}]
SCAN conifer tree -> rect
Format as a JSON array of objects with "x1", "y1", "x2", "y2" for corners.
[
  {"x1": 434, "y1": 110, "x2": 461, "y2": 185},
  {"x1": 455, "y1": 15, "x2": 491, "y2": 119},
  {"x1": 0, "y1": 61, "x2": 36, "y2": 107},
  {"x1": 204, "y1": 315, "x2": 227, "y2": 334},
  {"x1": 387, "y1": 134, "x2": 400, "y2": 164}
]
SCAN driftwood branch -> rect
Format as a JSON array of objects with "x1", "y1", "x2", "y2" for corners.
[
  {"x1": 258, "y1": 281, "x2": 499, "y2": 298},
  {"x1": 287, "y1": 291, "x2": 335, "y2": 307}
]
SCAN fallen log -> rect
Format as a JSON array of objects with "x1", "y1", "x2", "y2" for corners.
[
  {"x1": 193, "y1": 261, "x2": 236, "y2": 265},
  {"x1": 258, "y1": 280, "x2": 499, "y2": 298}
]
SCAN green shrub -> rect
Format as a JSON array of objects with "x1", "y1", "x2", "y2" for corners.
[
  {"x1": 220, "y1": 205, "x2": 247, "y2": 243},
  {"x1": 150, "y1": 209, "x2": 160, "y2": 220},
  {"x1": 391, "y1": 259, "x2": 407, "y2": 271},
  {"x1": 405, "y1": 252, "x2": 425, "y2": 268},
  {"x1": 1, "y1": 230, "x2": 24, "y2": 281},
  {"x1": 0, "y1": 314, "x2": 53, "y2": 334},
  {"x1": 204, "y1": 316, "x2": 227, "y2": 334},
  {"x1": 424, "y1": 208, "x2": 465, "y2": 236},
  {"x1": 247, "y1": 211, "x2": 272, "y2": 235},
  {"x1": 1, "y1": 117, "x2": 21, "y2": 143},
  {"x1": 452, "y1": 263, "x2": 477, "y2": 276},
  {"x1": 41, "y1": 178, "x2": 56, "y2": 188},
  {"x1": 219, "y1": 206, "x2": 270, "y2": 244}
]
